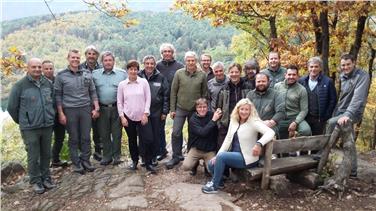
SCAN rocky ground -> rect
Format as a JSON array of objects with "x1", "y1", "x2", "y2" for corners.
[{"x1": 1, "y1": 150, "x2": 376, "y2": 211}]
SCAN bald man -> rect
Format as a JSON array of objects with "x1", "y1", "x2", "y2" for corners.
[{"x1": 8, "y1": 58, "x2": 56, "y2": 194}]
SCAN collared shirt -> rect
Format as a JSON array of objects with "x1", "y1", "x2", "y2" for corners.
[
  {"x1": 117, "y1": 76, "x2": 151, "y2": 121},
  {"x1": 308, "y1": 78, "x2": 318, "y2": 91},
  {"x1": 79, "y1": 61, "x2": 102, "y2": 72},
  {"x1": 92, "y1": 68, "x2": 127, "y2": 105},
  {"x1": 54, "y1": 67, "x2": 97, "y2": 108}
]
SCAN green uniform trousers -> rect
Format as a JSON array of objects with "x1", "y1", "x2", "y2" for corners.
[
  {"x1": 21, "y1": 126, "x2": 53, "y2": 184},
  {"x1": 278, "y1": 118, "x2": 311, "y2": 139}
]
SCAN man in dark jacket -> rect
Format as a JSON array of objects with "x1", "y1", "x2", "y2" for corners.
[
  {"x1": 242, "y1": 59, "x2": 260, "y2": 90},
  {"x1": 298, "y1": 56, "x2": 337, "y2": 135},
  {"x1": 327, "y1": 53, "x2": 370, "y2": 177},
  {"x1": 139, "y1": 55, "x2": 170, "y2": 168},
  {"x1": 8, "y1": 58, "x2": 56, "y2": 194},
  {"x1": 182, "y1": 98, "x2": 222, "y2": 174},
  {"x1": 156, "y1": 43, "x2": 184, "y2": 161}
]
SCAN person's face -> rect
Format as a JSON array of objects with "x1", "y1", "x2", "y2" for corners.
[
  {"x1": 200, "y1": 55, "x2": 211, "y2": 70},
  {"x1": 268, "y1": 53, "x2": 280, "y2": 69},
  {"x1": 68, "y1": 52, "x2": 81, "y2": 69},
  {"x1": 244, "y1": 66, "x2": 257, "y2": 79},
  {"x1": 255, "y1": 74, "x2": 269, "y2": 92},
  {"x1": 285, "y1": 69, "x2": 298, "y2": 85},
  {"x1": 28, "y1": 59, "x2": 43, "y2": 80},
  {"x1": 185, "y1": 56, "x2": 197, "y2": 70},
  {"x1": 196, "y1": 103, "x2": 208, "y2": 117},
  {"x1": 102, "y1": 55, "x2": 115, "y2": 71},
  {"x1": 213, "y1": 66, "x2": 225, "y2": 80},
  {"x1": 42, "y1": 62, "x2": 54, "y2": 79},
  {"x1": 308, "y1": 62, "x2": 321, "y2": 78},
  {"x1": 85, "y1": 49, "x2": 99, "y2": 63},
  {"x1": 127, "y1": 66, "x2": 138, "y2": 80},
  {"x1": 229, "y1": 66, "x2": 241, "y2": 84},
  {"x1": 340, "y1": 59, "x2": 355, "y2": 75},
  {"x1": 162, "y1": 47, "x2": 173, "y2": 61},
  {"x1": 238, "y1": 104, "x2": 251, "y2": 122},
  {"x1": 144, "y1": 58, "x2": 156, "y2": 75}
]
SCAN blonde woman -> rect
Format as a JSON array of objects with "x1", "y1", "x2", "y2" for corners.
[{"x1": 202, "y1": 98, "x2": 275, "y2": 194}]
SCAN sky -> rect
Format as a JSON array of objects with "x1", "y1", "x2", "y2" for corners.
[{"x1": 1, "y1": 0, "x2": 174, "y2": 21}]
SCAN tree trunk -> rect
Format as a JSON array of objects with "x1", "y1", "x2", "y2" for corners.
[
  {"x1": 311, "y1": 9, "x2": 322, "y2": 55},
  {"x1": 368, "y1": 45, "x2": 375, "y2": 84},
  {"x1": 319, "y1": 4, "x2": 330, "y2": 75},
  {"x1": 269, "y1": 15, "x2": 278, "y2": 51},
  {"x1": 349, "y1": 15, "x2": 367, "y2": 62}
]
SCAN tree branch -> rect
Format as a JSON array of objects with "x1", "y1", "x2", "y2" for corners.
[{"x1": 43, "y1": 0, "x2": 57, "y2": 22}]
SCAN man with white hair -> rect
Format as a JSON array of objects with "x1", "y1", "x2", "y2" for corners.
[
  {"x1": 166, "y1": 51, "x2": 208, "y2": 169},
  {"x1": 155, "y1": 43, "x2": 184, "y2": 161},
  {"x1": 207, "y1": 61, "x2": 229, "y2": 111}
]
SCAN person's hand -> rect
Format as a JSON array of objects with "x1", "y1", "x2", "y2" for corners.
[
  {"x1": 92, "y1": 109, "x2": 100, "y2": 119},
  {"x1": 337, "y1": 116, "x2": 350, "y2": 126},
  {"x1": 59, "y1": 113, "x2": 67, "y2": 125},
  {"x1": 252, "y1": 143, "x2": 262, "y2": 156},
  {"x1": 170, "y1": 112, "x2": 176, "y2": 119},
  {"x1": 141, "y1": 113, "x2": 148, "y2": 125},
  {"x1": 120, "y1": 116, "x2": 128, "y2": 127},
  {"x1": 161, "y1": 114, "x2": 167, "y2": 121},
  {"x1": 288, "y1": 121, "x2": 297, "y2": 132},
  {"x1": 210, "y1": 157, "x2": 216, "y2": 165},
  {"x1": 263, "y1": 120, "x2": 276, "y2": 128},
  {"x1": 212, "y1": 109, "x2": 222, "y2": 121}
]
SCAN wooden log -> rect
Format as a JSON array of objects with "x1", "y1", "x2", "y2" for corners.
[
  {"x1": 317, "y1": 128, "x2": 340, "y2": 174},
  {"x1": 269, "y1": 156, "x2": 319, "y2": 175},
  {"x1": 261, "y1": 140, "x2": 274, "y2": 189},
  {"x1": 273, "y1": 135, "x2": 330, "y2": 154},
  {"x1": 287, "y1": 170, "x2": 323, "y2": 189}
]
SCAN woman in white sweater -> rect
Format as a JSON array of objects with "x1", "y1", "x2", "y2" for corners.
[{"x1": 202, "y1": 98, "x2": 275, "y2": 194}]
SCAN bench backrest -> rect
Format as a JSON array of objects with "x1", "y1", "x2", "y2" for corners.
[{"x1": 271, "y1": 135, "x2": 331, "y2": 154}]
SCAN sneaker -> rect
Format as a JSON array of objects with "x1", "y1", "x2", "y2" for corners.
[
  {"x1": 350, "y1": 171, "x2": 357, "y2": 178},
  {"x1": 151, "y1": 158, "x2": 158, "y2": 167},
  {"x1": 43, "y1": 178, "x2": 56, "y2": 189},
  {"x1": 51, "y1": 160, "x2": 68, "y2": 167},
  {"x1": 100, "y1": 159, "x2": 113, "y2": 166},
  {"x1": 82, "y1": 160, "x2": 96, "y2": 172},
  {"x1": 146, "y1": 164, "x2": 157, "y2": 174},
  {"x1": 33, "y1": 182, "x2": 45, "y2": 194},
  {"x1": 165, "y1": 158, "x2": 180, "y2": 170},
  {"x1": 156, "y1": 151, "x2": 168, "y2": 161},
  {"x1": 128, "y1": 161, "x2": 138, "y2": 170},
  {"x1": 72, "y1": 162, "x2": 85, "y2": 174},
  {"x1": 218, "y1": 181, "x2": 225, "y2": 189},
  {"x1": 93, "y1": 152, "x2": 102, "y2": 162},
  {"x1": 202, "y1": 181, "x2": 218, "y2": 194},
  {"x1": 112, "y1": 158, "x2": 123, "y2": 166}
]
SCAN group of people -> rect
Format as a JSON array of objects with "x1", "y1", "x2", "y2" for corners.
[{"x1": 8, "y1": 42, "x2": 370, "y2": 195}]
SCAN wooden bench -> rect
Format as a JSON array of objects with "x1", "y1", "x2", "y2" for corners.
[{"x1": 246, "y1": 134, "x2": 331, "y2": 189}]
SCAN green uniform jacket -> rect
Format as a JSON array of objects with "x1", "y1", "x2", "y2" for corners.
[
  {"x1": 261, "y1": 66, "x2": 287, "y2": 88},
  {"x1": 7, "y1": 75, "x2": 55, "y2": 130},
  {"x1": 274, "y1": 80, "x2": 308, "y2": 124},
  {"x1": 246, "y1": 88, "x2": 285, "y2": 123},
  {"x1": 170, "y1": 68, "x2": 207, "y2": 112}
]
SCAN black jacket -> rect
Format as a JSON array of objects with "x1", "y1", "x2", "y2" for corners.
[
  {"x1": 187, "y1": 111, "x2": 218, "y2": 152},
  {"x1": 138, "y1": 69, "x2": 170, "y2": 117}
]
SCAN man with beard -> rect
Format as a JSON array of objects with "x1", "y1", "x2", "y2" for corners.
[
  {"x1": 247, "y1": 73, "x2": 285, "y2": 136},
  {"x1": 155, "y1": 43, "x2": 184, "y2": 161},
  {"x1": 275, "y1": 65, "x2": 311, "y2": 139},
  {"x1": 242, "y1": 59, "x2": 260, "y2": 90},
  {"x1": 92, "y1": 51, "x2": 127, "y2": 166},
  {"x1": 261, "y1": 52, "x2": 287, "y2": 88},
  {"x1": 200, "y1": 54, "x2": 214, "y2": 81},
  {"x1": 79, "y1": 45, "x2": 103, "y2": 162}
]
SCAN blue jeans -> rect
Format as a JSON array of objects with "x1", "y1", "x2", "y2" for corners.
[{"x1": 208, "y1": 151, "x2": 258, "y2": 188}]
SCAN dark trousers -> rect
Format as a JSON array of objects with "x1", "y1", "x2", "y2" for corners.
[
  {"x1": 92, "y1": 118, "x2": 101, "y2": 153},
  {"x1": 64, "y1": 106, "x2": 92, "y2": 165},
  {"x1": 150, "y1": 116, "x2": 161, "y2": 158},
  {"x1": 21, "y1": 127, "x2": 53, "y2": 184},
  {"x1": 171, "y1": 107, "x2": 193, "y2": 159},
  {"x1": 123, "y1": 115, "x2": 154, "y2": 165},
  {"x1": 306, "y1": 115, "x2": 326, "y2": 135},
  {"x1": 52, "y1": 118, "x2": 66, "y2": 162},
  {"x1": 97, "y1": 106, "x2": 122, "y2": 162},
  {"x1": 159, "y1": 119, "x2": 167, "y2": 155}
]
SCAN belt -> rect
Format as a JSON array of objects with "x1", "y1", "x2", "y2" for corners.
[{"x1": 99, "y1": 102, "x2": 117, "y2": 107}]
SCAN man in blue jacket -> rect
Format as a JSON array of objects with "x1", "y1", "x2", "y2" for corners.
[
  {"x1": 8, "y1": 58, "x2": 56, "y2": 194},
  {"x1": 298, "y1": 57, "x2": 337, "y2": 135}
]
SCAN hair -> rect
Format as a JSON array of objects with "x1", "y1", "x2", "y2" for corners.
[
  {"x1": 42, "y1": 60, "x2": 53, "y2": 65},
  {"x1": 212, "y1": 61, "x2": 225, "y2": 70},
  {"x1": 85, "y1": 45, "x2": 99, "y2": 55},
  {"x1": 126, "y1": 60, "x2": 140, "y2": 70},
  {"x1": 268, "y1": 51, "x2": 280, "y2": 59},
  {"x1": 67, "y1": 49, "x2": 80, "y2": 58},
  {"x1": 142, "y1": 55, "x2": 156, "y2": 63},
  {"x1": 244, "y1": 59, "x2": 260, "y2": 73},
  {"x1": 340, "y1": 53, "x2": 355, "y2": 62},
  {"x1": 159, "y1": 43, "x2": 176, "y2": 58},
  {"x1": 230, "y1": 98, "x2": 260, "y2": 123},
  {"x1": 307, "y1": 56, "x2": 323, "y2": 69},
  {"x1": 255, "y1": 72, "x2": 270, "y2": 81},
  {"x1": 195, "y1": 98, "x2": 208, "y2": 107},
  {"x1": 227, "y1": 62, "x2": 242, "y2": 73},
  {"x1": 286, "y1": 64, "x2": 299, "y2": 74},
  {"x1": 184, "y1": 51, "x2": 197, "y2": 60},
  {"x1": 101, "y1": 51, "x2": 115, "y2": 62},
  {"x1": 201, "y1": 53, "x2": 212, "y2": 61}
]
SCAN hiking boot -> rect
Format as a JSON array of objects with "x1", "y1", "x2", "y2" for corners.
[
  {"x1": 146, "y1": 164, "x2": 157, "y2": 174},
  {"x1": 165, "y1": 158, "x2": 180, "y2": 170},
  {"x1": 93, "y1": 152, "x2": 102, "y2": 162},
  {"x1": 112, "y1": 158, "x2": 123, "y2": 166},
  {"x1": 100, "y1": 159, "x2": 113, "y2": 166},
  {"x1": 51, "y1": 160, "x2": 68, "y2": 168},
  {"x1": 33, "y1": 182, "x2": 45, "y2": 194},
  {"x1": 43, "y1": 178, "x2": 56, "y2": 189},
  {"x1": 128, "y1": 161, "x2": 138, "y2": 170},
  {"x1": 156, "y1": 151, "x2": 168, "y2": 161},
  {"x1": 82, "y1": 160, "x2": 96, "y2": 172},
  {"x1": 151, "y1": 158, "x2": 158, "y2": 167},
  {"x1": 72, "y1": 162, "x2": 85, "y2": 174}
]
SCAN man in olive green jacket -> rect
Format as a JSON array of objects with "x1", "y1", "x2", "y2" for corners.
[
  {"x1": 167, "y1": 51, "x2": 208, "y2": 169},
  {"x1": 8, "y1": 58, "x2": 56, "y2": 194},
  {"x1": 274, "y1": 65, "x2": 311, "y2": 139}
]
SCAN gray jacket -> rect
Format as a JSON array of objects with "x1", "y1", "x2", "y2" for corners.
[
  {"x1": 207, "y1": 76, "x2": 229, "y2": 111},
  {"x1": 333, "y1": 68, "x2": 370, "y2": 123}
]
